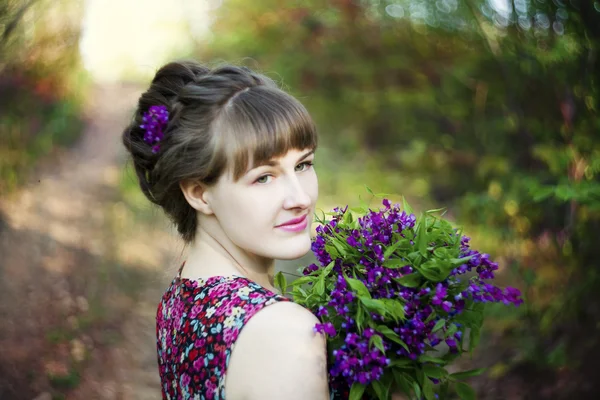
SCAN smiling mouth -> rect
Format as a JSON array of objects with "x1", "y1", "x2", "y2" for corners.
[
  {"x1": 275, "y1": 214, "x2": 309, "y2": 232},
  {"x1": 276, "y1": 214, "x2": 308, "y2": 227}
]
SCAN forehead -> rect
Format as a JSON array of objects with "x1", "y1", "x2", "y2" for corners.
[
  {"x1": 247, "y1": 148, "x2": 315, "y2": 169},
  {"x1": 211, "y1": 86, "x2": 318, "y2": 182},
  {"x1": 219, "y1": 147, "x2": 316, "y2": 183}
]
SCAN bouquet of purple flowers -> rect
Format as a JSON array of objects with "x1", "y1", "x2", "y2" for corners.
[{"x1": 275, "y1": 192, "x2": 523, "y2": 400}]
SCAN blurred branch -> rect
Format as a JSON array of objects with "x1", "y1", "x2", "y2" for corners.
[
  {"x1": 567, "y1": 1, "x2": 600, "y2": 42},
  {"x1": 0, "y1": 0, "x2": 39, "y2": 53}
]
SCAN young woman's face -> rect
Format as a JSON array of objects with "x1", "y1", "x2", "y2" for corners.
[{"x1": 207, "y1": 148, "x2": 318, "y2": 260}]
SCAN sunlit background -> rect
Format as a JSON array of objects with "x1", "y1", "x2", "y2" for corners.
[
  {"x1": 1, "y1": 0, "x2": 600, "y2": 399},
  {"x1": 80, "y1": 0, "x2": 217, "y2": 82}
]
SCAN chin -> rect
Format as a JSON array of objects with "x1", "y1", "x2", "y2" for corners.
[
  {"x1": 273, "y1": 235, "x2": 312, "y2": 260},
  {"x1": 276, "y1": 248, "x2": 310, "y2": 261}
]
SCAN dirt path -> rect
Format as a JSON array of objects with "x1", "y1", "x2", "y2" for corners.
[{"x1": 0, "y1": 82, "x2": 181, "y2": 400}]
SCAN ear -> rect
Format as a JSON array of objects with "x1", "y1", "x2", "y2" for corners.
[{"x1": 180, "y1": 179, "x2": 214, "y2": 215}]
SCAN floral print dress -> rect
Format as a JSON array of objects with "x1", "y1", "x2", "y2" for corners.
[{"x1": 156, "y1": 266, "x2": 289, "y2": 400}]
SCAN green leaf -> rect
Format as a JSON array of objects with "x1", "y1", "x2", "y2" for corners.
[
  {"x1": 402, "y1": 196, "x2": 414, "y2": 215},
  {"x1": 555, "y1": 185, "x2": 577, "y2": 201},
  {"x1": 414, "y1": 260, "x2": 444, "y2": 281},
  {"x1": 356, "y1": 305, "x2": 365, "y2": 331},
  {"x1": 423, "y1": 365, "x2": 448, "y2": 379},
  {"x1": 432, "y1": 217, "x2": 453, "y2": 231},
  {"x1": 291, "y1": 284, "x2": 309, "y2": 297},
  {"x1": 450, "y1": 368, "x2": 486, "y2": 380},
  {"x1": 349, "y1": 382, "x2": 366, "y2": 400},
  {"x1": 322, "y1": 261, "x2": 335, "y2": 277},
  {"x1": 439, "y1": 381, "x2": 450, "y2": 399},
  {"x1": 314, "y1": 274, "x2": 326, "y2": 296},
  {"x1": 389, "y1": 358, "x2": 413, "y2": 368},
  {"x1": 424, "y1": 311, "x2": 437, "y2": 324},
  {"x1": 371, "y1": 379, "x2": 389, "y2": 400},
  {"x1": 468, "y1": 326, "x2": 481, "y2": 353},
  {"x1": 442, "y1": 351, "x2": 461, "y2": 364},
  {"x1": 377, "y1": 325, "x2": 410, "y2": 352},
  {"x1": 426, "y1": 206, "x2": 447, "y2": 215},
  {"x1": 454, "y1": 309, "x2": 483, "y2": 326},
  {"x1": 416, "y1": 368, "x2": 425, "y2": 385},
  {"x1": 369, "y1": 334, "x2": 386, "y2": 353},
  {"x1": 343, "y1": 210, "x2": 354, "y2": 224},
  {"x1": 418, "y1": 355, "x2": 445, "y2": 364},
  {"x1": 437, "y1": 260, "x2": 456, "y2": 279},
  {"x1": 361, "y1": 297, "x2": 388, "y2": 317},
  {"x1": 384, "y1": 239, "x2": 407, "y2": 259},
  {"x1": 331, "y1": 238, "x2": 347, "y2": 257},
  {"x1": 531, "y1": 185, "x2": 554, "y2": 202},
  {"x1": 393, "y1": 371, "x2": 413, "y2": 397},
  {"x1": 449, "y1": 255, "x2": 474, "y2": 266},
  {"x1": 422, "y1": 376, "x2": 436, "y2": 400},
  {"x1": 413, "y1": 381, "x2": 422, "y2": 399},
  {"x1": 433, "y1": 247, "x2": 449, "y2": 258},
  {"x1": 522, "y1": 268, "x2": 537, "y2": 285},
  {"x1": 291, "y1": 276, "x2": 316, "y2": 287},
  {"x1": 445, "y1": 323, "x2": 458, "y2": 338},
  {"x1": 381, "y1": 298, "x2": 406, "y2": 321},
  {"x1": 396, "y1": 273, "x2": 421, "y2": 288},
  {"x1": 432, "y1": 319, "x2": 446, "y2": 333},
  {"x1": 407, "y1": 251, "x2": 422, "y2": 264},
  {"x1": 365, "y1": 185, "x2": 374, "y2": 195},
  {"x1": 346, "y1": 277, "x2": 371, "y2": 298},
  {"x1": 383, "y1": 258, "x2": 407, "y2": 268},
  {"x1": 325, "y1": 244, "x2": 339, "y2": 259},
  {"x1": 359, "y1": 195, "x2": 370, "y2": 211},
  {"x1": 274, "y1": 271, "x2": 287, "y2": 295},
  {"x1": 455, "y1": 382, "x2": 476, "y2": 400},
  {"x1": 416, "y1": 214, "x2": 429, "y2": 257}
]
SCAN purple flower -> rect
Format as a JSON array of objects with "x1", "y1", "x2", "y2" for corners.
[
  {"x1": 441, "y1": 301, "x2": 453, "y2": 312},
  {"x1": 140, "y1": 105, "x2": 169, "y2": 154},
  {"x1": 504, "y1": 287, "x2": 524, "y2": 306},
  {"x1": 317, "y1": 306, "x2": 329, "y2": 317},
  {"x1": 432, "y1": 283, "x2": 447, "y2": 305},
  {"x1": 314, "y1": 322, "x2": 336, "y2": 336},
  {"x1": 301, "y1": 197, "x2": 523, "y2": 396}
]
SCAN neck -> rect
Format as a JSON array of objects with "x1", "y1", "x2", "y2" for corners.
[{"x1": 183, "y1": 225, "x2": 276, "y2": 291}]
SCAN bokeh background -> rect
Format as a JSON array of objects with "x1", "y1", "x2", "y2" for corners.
[{"x1": 1, "y1": 0, "x2": 599, "y2": 399}]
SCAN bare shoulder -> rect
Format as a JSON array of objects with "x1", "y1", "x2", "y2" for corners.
[
  {"x1": 225, "y1": 301, "x2": 330, "y2": 400},
  {"x1": 249, "y1": 300, "x2": 321, "y2": 329}
]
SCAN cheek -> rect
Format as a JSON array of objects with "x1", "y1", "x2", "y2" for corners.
[
  {"x1": 214, "y1": 189, "x2": 271, "y2": 232},
  {"x1": 303, "y1": 170, "x2": 319, "y2": 203}
]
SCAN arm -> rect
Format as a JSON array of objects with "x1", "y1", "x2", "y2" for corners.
[{"x1": 225, "y1": 301, "x2": 330, "y2": 400}]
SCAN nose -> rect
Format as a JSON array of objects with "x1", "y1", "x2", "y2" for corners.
[{"x1": 282, "y1": 174, "x2": 312, "y2": 210}]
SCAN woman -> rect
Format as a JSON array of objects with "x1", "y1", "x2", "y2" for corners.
[{"x1": 121, "y1": 60, "x2": 329, "y2": 400}]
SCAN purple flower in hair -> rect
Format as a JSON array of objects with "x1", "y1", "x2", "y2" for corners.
[{"x1": 140, "y1": 105, "x2": 169, "y2": 154}]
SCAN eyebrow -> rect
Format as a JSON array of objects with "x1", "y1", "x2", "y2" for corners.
[{"x1": 249, "y1": 149, "x2": 315, "y2": 171}]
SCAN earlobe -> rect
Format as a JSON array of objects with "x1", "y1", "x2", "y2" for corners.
[{"x1": 179, "y1": 180, "x2": 214, "y2": 215}]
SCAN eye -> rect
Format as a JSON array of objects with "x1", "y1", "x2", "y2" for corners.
[
  {"x1": 254, "y1": 174, "x2": 273, "y2": 184},
  {"x1": 295, "y1": 161, "x2": 314, "y2": 172}
]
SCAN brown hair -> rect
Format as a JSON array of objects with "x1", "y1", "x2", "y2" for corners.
[{"x1": 122, "y1": 60, "x2": 318, "y2": 243}]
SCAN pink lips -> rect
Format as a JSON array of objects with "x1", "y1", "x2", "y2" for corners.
[{"x1": 276, "y1": 214, "x2": 309, "y2": 232}]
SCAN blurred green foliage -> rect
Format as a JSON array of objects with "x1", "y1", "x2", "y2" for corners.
[
  {"x1": 0, "y1": 0, "x2": 89, "y2": 194},
  {"x1": 202, "y1": 0, "x2": 600, "y2": 395}
]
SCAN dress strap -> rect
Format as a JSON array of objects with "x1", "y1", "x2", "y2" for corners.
[{"x1": 177, "y1": 261, "x2": 186, "y2": 278}]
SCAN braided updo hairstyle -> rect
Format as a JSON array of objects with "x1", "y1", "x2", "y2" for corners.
[{"x1": 122, "y1": 60, "x2": 318, "y2": 243}]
